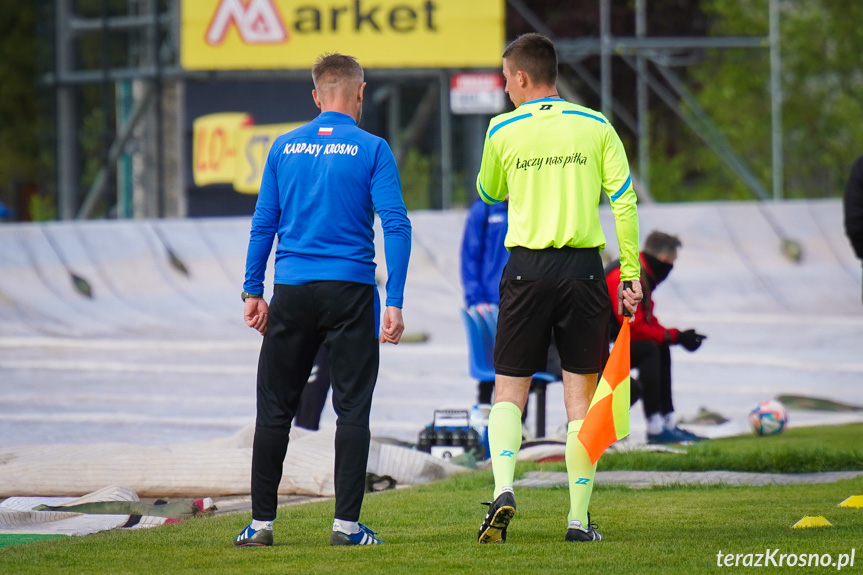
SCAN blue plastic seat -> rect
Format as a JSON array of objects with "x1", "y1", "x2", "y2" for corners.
[
  {"x1": 472, "y1": 305, "x2": 496, "y2": 371},
  {"x1": 460, "y1": 307, "x2": 495, "y2": 382}
]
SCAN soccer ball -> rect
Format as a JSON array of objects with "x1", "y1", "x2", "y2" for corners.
[{"x1": 749, "y1": 399, "x2": 788, "y2": 436}]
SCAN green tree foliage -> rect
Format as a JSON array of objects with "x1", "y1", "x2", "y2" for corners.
[
  {"x1": 652, "y1": 0, "x2": 863, "y2": 201},
  {"x1": 0, "y1": 4, "x2": 39, "y2": 186},
  {"x1": 399, "y1": 148, "x2": 432, "y2": 210}
]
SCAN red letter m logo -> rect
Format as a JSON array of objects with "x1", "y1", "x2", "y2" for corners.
[{"x1": 206, "y1": 0, "x2": 288, "y2": 45}]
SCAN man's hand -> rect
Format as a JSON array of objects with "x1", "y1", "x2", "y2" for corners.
[
  {"x1": 244, "y1": 298, "x2": 269, "y2": 336},
  {"x1": 380, "y1": 306, "x2": 405, "y2": 344},
  {"x1": 677, "y1": 329, "x2": 706, "y2": 352},
  {"x1": 617, "y1": 279, "x2": 643, "y2": 323}
]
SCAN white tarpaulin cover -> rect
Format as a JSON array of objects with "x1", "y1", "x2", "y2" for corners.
[
  {"x1": 1, "y1": 486, "x2": 143, "y2": 535},
  {"x1": 0, "y1": 426, "x2": 467, "y2": 499}
]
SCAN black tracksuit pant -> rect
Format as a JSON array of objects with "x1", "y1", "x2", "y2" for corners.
[
  {"x1": 630, "y1": 339, "x2": 674, "y2": 418},
  {"x1": 251, "y1": 281, "x2": 379, "y2": 522}
]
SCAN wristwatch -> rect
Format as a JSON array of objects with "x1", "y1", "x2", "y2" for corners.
[{"x1": 241, "y1": 291, "x2": 263, "y2": 302}]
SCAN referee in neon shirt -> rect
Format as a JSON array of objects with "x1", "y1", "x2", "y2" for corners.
[{"x1": 475, "y1": 33, "x2": 642, "y2": 544}]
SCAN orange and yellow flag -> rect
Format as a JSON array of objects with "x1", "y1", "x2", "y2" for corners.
[{"x1": 578, "y1": 320, "x2": 631, "y2": 464}]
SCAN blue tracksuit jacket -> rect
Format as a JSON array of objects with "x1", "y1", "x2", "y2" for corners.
[
  {"x1": 460, "y1": 198, "x2": 509, "y2": 307},
  {"x1": 244, "y1": 111, "x2": 411, "y2": 308}
]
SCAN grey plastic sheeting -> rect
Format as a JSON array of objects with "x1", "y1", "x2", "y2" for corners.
[
  {"x1": 0, "y1": 199, "x2": 861, "y2": 450},
  {"x1": 598, "y1": 200, "x2": 862, "y2": 315},
  {"x1": 0, "y1": 220, "x2": 253, "y2": 339},
  {"x1": 0, "y1": 199, "x2": 859, "y2": 339}
]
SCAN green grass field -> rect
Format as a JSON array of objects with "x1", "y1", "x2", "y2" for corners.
[
  {"x1": 598, "y1": 422, "x2": 863, "y2": 473},
  {"x1": 1, "y1": 425, "x2": 861, "y2": 575}
]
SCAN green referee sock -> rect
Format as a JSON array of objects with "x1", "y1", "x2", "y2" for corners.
[
  {"x1": 488, "y1": 401, "x2": 523, "y2": 499},
  {"x1": 566, "y1": 419, "x2": 597, "y2": 525}
]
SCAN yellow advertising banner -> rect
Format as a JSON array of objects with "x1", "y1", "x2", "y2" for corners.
[
  {"x1": 193, "y1": 114, "x2": 304, "y2": 193},
  {"x1": 181, "y1": 0, "x2": 504, "y2": 70},
  {"x1": 192, "y1": 112, "x2": 252, "y2": 187},
  {"x1": 233, "y1": 123, "x2": 304, "y2": 194}
]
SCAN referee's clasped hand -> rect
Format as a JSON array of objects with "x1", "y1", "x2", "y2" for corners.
[
  {"x1": 380, "y1": 306, "x2": 405, "y2": 344},
  {"x1": 244, "y1": 298, "x2": 269, "y2": 336},
  {"x1": 618, "y1": 279, "x2": 643, "y2": 324}
]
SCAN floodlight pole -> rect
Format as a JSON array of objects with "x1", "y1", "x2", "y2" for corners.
[
  {"x1": 769, "y1": 0, "x2": 783, "y2": 201},
  {"x1": 150, "y1": 0, "x2": 165, "y2": 217},
  {"x1": 636, "y1": 0, "x2": 649, "y2": 195},
  {"x1": 600, "y1": 0, "x2": 612, "y2": 121},
  {"x1": 56, "y1": 0, "x2": 78, "y2": 220},
  {"x1": 387, "y1": 84, "x2": 402, "y2": 166},
  {"x1": 439, "y1": 71, "x2": 453, "y2": 209}
]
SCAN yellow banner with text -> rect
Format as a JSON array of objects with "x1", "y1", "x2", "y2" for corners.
[
  {"x1": 192, "y1": 114, "x2": 303, "y2": 194},
  {"x1": 181, "y1": 0, "x2": 504, "y2": 70}
]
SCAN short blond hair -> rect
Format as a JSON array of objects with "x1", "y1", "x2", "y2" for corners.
[{"x1": 311, "y1": 53, "x2": 364, "y2": 91}]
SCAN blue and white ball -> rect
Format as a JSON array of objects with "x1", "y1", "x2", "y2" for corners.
[{"x1": 749, "y1": 399, "x2": 788, "y2": 436}]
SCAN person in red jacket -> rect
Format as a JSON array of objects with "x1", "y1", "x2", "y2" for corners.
[{"x1": 605, "y1": 230, "x2": 706, "y2": 444}]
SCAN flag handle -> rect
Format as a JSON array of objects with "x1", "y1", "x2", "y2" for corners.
[{"x1": 622, "y1": 280, "x2": 633, "y2": 317}]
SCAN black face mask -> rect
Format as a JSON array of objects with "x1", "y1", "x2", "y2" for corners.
[{"x1": 643, "y1": 253, "x2": 673, "y2": 285}]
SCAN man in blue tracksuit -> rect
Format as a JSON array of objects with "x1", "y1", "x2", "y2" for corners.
[
  {"x1": 236, "y1": 54, "x2": 411, "y2": 547},
  {"x1": 460, "y1": 198, "x2": 509, "y2": 405},
  {"x1": 460, "y1": 198, "x2": 561, "y2": 406},
  {"x1": 460, "y1": 198, "x2": 510, "y2": 309}
]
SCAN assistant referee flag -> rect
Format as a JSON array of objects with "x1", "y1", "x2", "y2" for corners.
[{"x1": 578, "y1": 320, "x2": 631, "y2": 464}]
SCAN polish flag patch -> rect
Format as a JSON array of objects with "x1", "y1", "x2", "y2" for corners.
[{"x1": 318, "y1": 127, "x2": 333, "y2": 135}]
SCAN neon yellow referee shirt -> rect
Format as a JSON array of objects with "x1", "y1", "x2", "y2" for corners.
[{"x1": 476, "y1": 97, "x2": 640, "y2": 281}]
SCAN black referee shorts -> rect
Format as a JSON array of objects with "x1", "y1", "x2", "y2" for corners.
[{"x1": 493, "y1": 247, "x2": 611, "y2": 377}]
